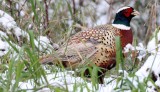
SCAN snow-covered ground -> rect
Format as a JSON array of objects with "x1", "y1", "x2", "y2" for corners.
[
  {"x1": 16, "y1": 39, "x2": 160, "y2": 92},
  {"x1": 18, "y1": 71, "x2": 117, "y2": 92},
  {"x1": 0, "y1": 10, "x2": 55, "y2": 57},
  {"x1": 0, "y1": 0, "x2": 160, "y2": 92}
]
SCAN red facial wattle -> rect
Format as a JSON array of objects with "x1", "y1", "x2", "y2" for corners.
[{"x1": 123, "y1": 8, "x2": 133, "y2": 17}]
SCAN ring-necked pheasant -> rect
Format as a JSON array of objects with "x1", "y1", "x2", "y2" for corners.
[{"x1": 40, "y1": 6, "x2": 139, "y2": 84}]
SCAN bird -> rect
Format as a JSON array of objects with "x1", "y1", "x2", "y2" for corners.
[{"x1": 40, "y1": 6, "x2": 140, "y2": 84}]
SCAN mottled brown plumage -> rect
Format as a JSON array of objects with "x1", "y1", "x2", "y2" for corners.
[
  {"x1": 40, "y1": 6, "x2": 139, "y2": 84},
  {"x1": 41, "y1": 25, "x2": 119, "y2": 67}
]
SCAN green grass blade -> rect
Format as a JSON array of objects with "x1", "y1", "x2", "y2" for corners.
[{"x1": 115, "y1": 36, "x2": 123, "y2": 71}]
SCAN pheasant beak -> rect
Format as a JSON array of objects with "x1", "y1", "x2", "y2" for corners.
[{"x1": 131, "y1": 10, "x2": 140, "y2": 16}]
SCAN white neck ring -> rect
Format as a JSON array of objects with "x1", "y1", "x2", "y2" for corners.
[{"x1": 112, "y1": 24, "x2": 131, "y2": 30}]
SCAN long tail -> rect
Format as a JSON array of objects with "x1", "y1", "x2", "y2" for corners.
[
  {"x1": 39, "y1": 55, "x2": 67, "y2": 67},
  {"x1": 39, "y1": 55, "x2": 55, "y2": 65},
  {"x1": 39, "y1": 54, "x2": 83, "y2": 69}
]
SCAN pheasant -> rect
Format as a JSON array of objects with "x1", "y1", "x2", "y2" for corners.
[{"x1": 40, "y1": 6, "x2": 139, "y2": 84}]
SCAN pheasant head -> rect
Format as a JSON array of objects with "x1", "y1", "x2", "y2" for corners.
[{"x1": 112, "y1": 6, "x2": 140, "y2": 30}]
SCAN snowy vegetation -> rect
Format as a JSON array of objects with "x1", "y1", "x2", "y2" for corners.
[{"x1": 0, "y1": 0, "x2": 160, "y2": 92}]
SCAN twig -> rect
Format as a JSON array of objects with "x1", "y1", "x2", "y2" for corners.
[
  {"x1": 72, "y1": 0, "x2": 76, "y2": 15},
  {"x1": 8, "y1": 0, "x2": 13, "y2": 16},
  {"x1": 44, "y1": 0, "x2": 50, "y2": 37}
]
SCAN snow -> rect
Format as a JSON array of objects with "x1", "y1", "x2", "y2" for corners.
[
  {"x1": 124, "y1": 43, "x2": 146, "y2": 61},
  {"x1": 0, "y1": 1, "x2": 160, "y2": 92},
  {"x1": 147, "y1": 31, "x2": 160, "y2": 54},
  {"x1": 19, "y1": 82, "x2": 34, "y2": 90},
  {"x1": 20, "y1": 11, "x2": 25, "y2": 17},
  {"x1": 136, "y1": 43, "x2": 146, "y2": 61},
  {"x1": 0, "y1": 31, "x2": 8, "y2": 39},
  {"x1": 0, "y1": 38, "x2": 21, "y2": 59},
  {"x1": 135, "y1": 31, "x2": 160, "y2": 91},
  {"x1": 0, "y1": 10, "x2": 29, "y2": 40},
  {"x1": 124, "y1": 44, "x2": 135, "y2": 53},
  {"x1": 85, "y1": 17, "x2": 93, "y2": 27},
  {"x1": 147, "y1": 81, "x2": 157, "y2": 92},
  {"x1": 96, "y1": 15, "x2": 108, "y2": 26},
  {"x1": 155, "y1": 77, "x2": 160, "y2": 88},
  {"x1": 18, "y1": 71, "x2": 117, "y2": 92},
  {"x1": 34, "y1": 36, "x2": 53, "y2": 52},
  {"x1": 0, "y1": 40, "x2": 9, "y2": 56},
  {"x1": 96, "y1": 0, "x2": 109, "y2": 16},
  {"x1": 122, "y1": 31, "x2": 160, "y2": 91},
  {"x1": 0, "y1": 10, "x2": 53, "y2": 56},
  {"x1": 135, "y1": 55, "x2": 159, "y2": 81}
]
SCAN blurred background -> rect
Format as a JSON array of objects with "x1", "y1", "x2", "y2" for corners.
[
  {"x1": 0, "y1": 0, "x2": 160, "y2": 46},
  {"x1": 0, "y1": 1, "x2": 160, "y2": 91}
]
